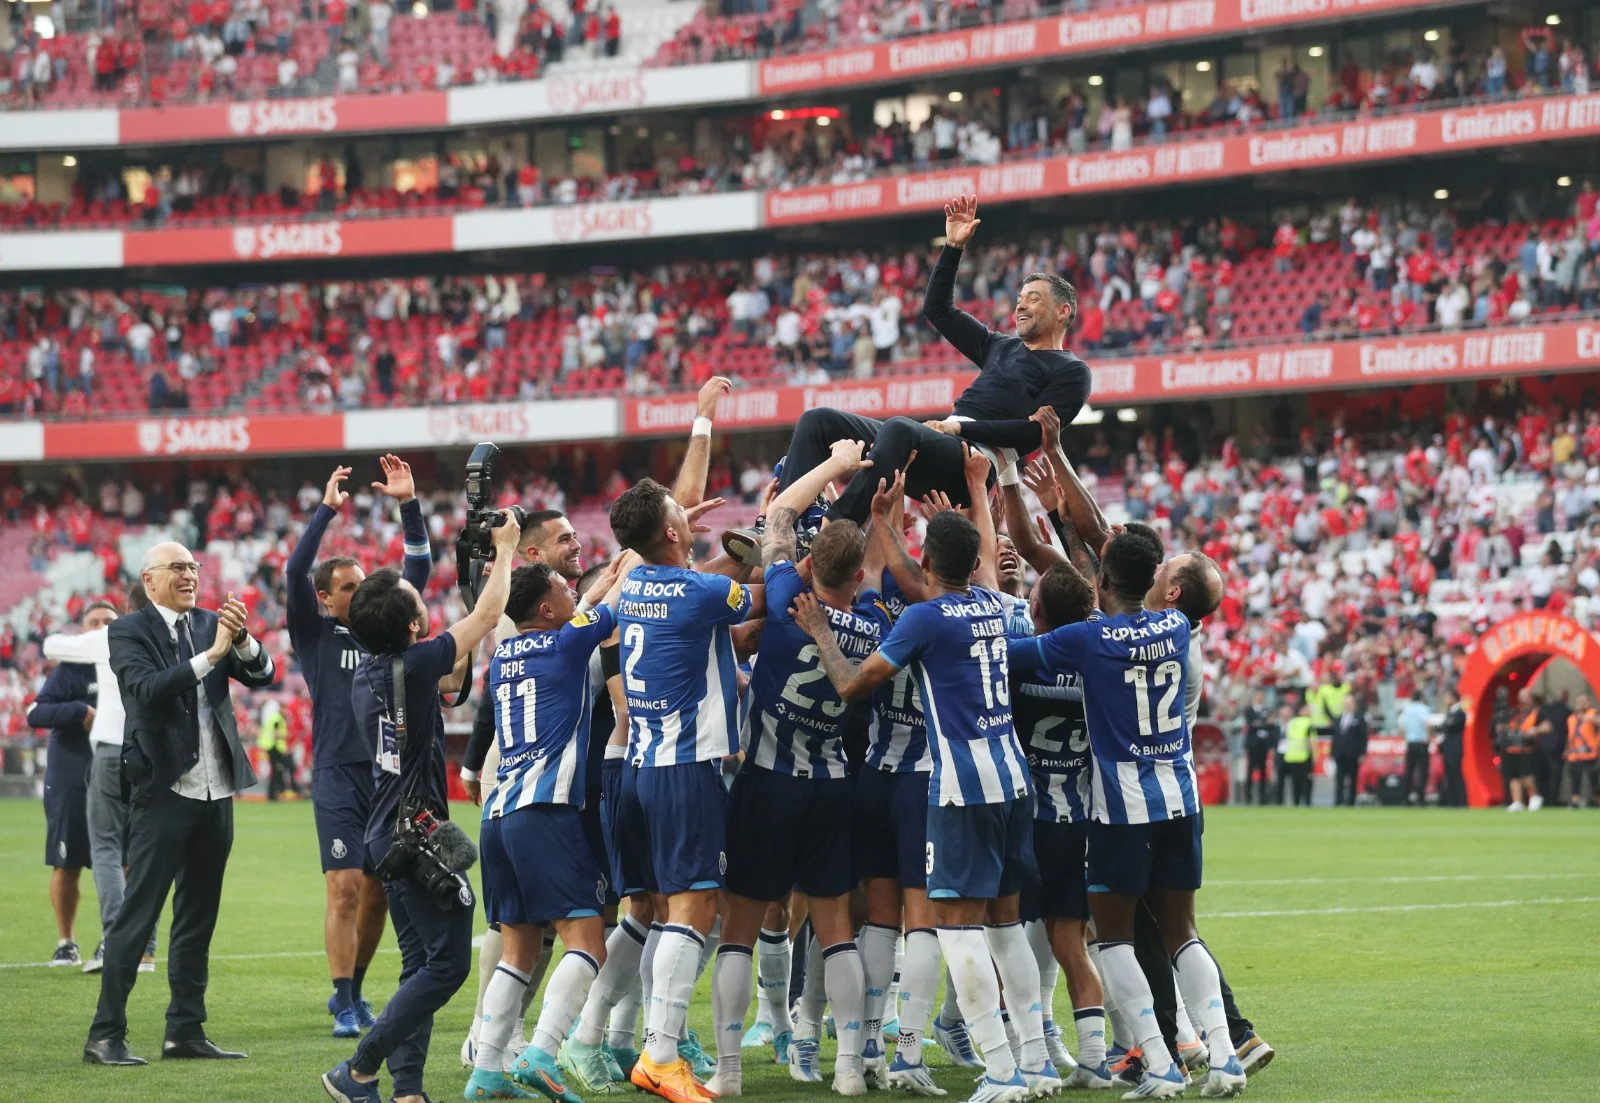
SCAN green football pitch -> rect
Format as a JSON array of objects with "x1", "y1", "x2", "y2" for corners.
[{"x1": 2, "y1": 801, "x2": 1597, "y2": 1103}]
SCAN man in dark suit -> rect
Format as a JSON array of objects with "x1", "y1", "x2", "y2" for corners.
[
  {"x1": 1331, "y1": 695, "x2": 1369, "y2": 807},
  {"x1": 85, "y1": 541, "x2": 276, "y2": 1066}
]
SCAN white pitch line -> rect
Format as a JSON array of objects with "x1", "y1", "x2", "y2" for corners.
[
  {"x1": 1207, "y1": 871, "x2": 1599, "y2": 887},
  {"x1": 0, "y1": 946, "x2": 401, "y2": 971},
  {"x1": 1202, "y1": 896, "x2": 1600, "y2": 919}
]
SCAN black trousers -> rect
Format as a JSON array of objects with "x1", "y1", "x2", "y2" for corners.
[
  {"x1": 1403, "y1": 743, "x2": 1430, "y2": 803},
  {"x1": 1244, "y1": 748, "x2": 1271, "y2": 805},
  {"x1": 1439, "y1": 754, "x2": 1466, "y2": 807},
  {"x1": 1284, "y1": 761, "x2": 1312, "y2": 805},
  {"x1": 1134, "y1": 901, "x2": 1253, "y2": 1054},
  {"x1": 266, "y1": 749, "x2": 292, "y2": 799},
  {"x1": 89, "y1": 787, "x2": 233, "y2": 1045},
  {"x1": 778, "y1": 408, "x2": 981, "y2": 526},
  {"x1": 351, "y1": 875, "x2": 474, "y2": 1095},
  {"x1": 1334, "y1": 754, "x2": 1361, "y2": 806}
]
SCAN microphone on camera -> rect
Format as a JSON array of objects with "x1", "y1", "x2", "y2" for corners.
[{"x1": 429, "y1": 819, "x2": 479, "y2": 872}]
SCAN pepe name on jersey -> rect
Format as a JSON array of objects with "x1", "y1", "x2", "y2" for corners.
[
  {"x1": 617, "y1": 564, "x2": 752, "y2": 766},
  {"x1": 485, "y1": 605, "x2": 616, "y2": 817},
  {"x1": 879, "y1": 586, "x2": 1029, "y2": 807}
]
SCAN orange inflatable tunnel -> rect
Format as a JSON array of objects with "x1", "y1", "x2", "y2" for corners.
[{"x1": 1457, "y1": 611, "x2": 1600, "y2": 807}]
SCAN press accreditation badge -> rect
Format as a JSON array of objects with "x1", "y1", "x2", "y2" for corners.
[{"x1": 377, "y1": 714, "x2": 401, "y2": 776}]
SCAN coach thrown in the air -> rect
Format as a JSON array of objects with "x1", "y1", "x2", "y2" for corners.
[{"x1": 85, "y1": 542, "x2": 276, "y2": 1066}]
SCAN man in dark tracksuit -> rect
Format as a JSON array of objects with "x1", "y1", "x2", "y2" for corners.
[
  {"x1": 724, "y1": 194, "x2": 1090, "y2": 562},
  {"x1": 29, "y1": 643, "x2": 100, "y2": 967}
]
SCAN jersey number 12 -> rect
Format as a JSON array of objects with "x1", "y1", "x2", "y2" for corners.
[{"x1": 1124, "y1": 660, "x2": 1183, "y2": 738}]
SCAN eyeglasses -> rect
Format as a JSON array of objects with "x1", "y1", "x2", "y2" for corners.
[{"x1": 154, "y1": 562, "x2": 201, "y2": 576}]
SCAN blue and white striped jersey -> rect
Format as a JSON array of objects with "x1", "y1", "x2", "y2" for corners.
[
  {"x1": 1010, "y1": 666, "x2": 1090, "y2": 823},
  {"x1": 999, "y1": 590, "x2": 1034, "y2": 637},
  {"x1": 865, "y1": 570, "x2": 930, "y2": 774},
  {"x1": 484, "y1": 604, "x2": 616, "y2": 817},
  {"x1": 618, "y1": 564, "x2": 753, "y2": 767},
  {"x1": 1011, "y1": 607, "x2": 1200, "y2": 825},
  {"x1": 746, "y1": 561, "x2": 890, "y2": 779},
  {"x1": 878, "y1": 585, "x2": 1030, "y2": 807}
]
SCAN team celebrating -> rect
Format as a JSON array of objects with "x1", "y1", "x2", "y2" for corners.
[{"x1": 294, "y1": 199, "x2": 1274, "y2": 1103}]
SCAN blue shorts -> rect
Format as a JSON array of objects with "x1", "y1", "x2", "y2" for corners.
[
  {"x1": 926, "y1": 795, "x2": 1037, "y2": 902},
  {"x1": 313, "y1": 762, "x2": 374, "y2": 873},
  {"x1": 627, "y1": 759, "x2": 729, "y2": 896},
  {"x1": 43, "y1": 775, "x2": 89, "y2": 869},
  {"x1": 853, "y1": 767, "x2": 930, "y2": 889},
  {"x1": 725, "y1": 764, "x2": 854, "y2": 901},
  {"x1": 480, "y1": 804, "x2": 608, "y2": 926},
  {"x1": 1086, "y1": 815, "x2": 1203, "y2": 897},
  {"x1": 601, "y1": 757, "x2": 635, "y2": 898},
  {"x1": 1021, "y1": 818, "x2": 1089, "y2": 922},
  {"x1": 579, "y1": 781, "x2": 618, "y2": 907}
]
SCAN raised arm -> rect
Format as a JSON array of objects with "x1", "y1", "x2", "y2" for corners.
[
  {"x1": 446, "y1": 509, "x2": 521, "y2": 655},
  {"x1": 790, "y1": 592, "x2": 899, "y2": 703},
  {"x1": 43, "y1": 627, "x2": 111, "y2": 665},
  {"x1": 371, "y1": 453, "x2": 433, "y2": 591},
  {"x1": 765, "y1": 439, "x2": 872, "y2": 567},
  {"x1": 286, "y1": 466, "x2": 347, "y2": 644},
  {"x1": 672, "y1": 376, "x2": 732, "y2": 510},
  {"x1": 1034, "y1": 405, "x2": 1109, "y2": 556},
  {"x1": 964, "y1": 444, "x2": 1000, "y2": 591},
  {"x1": 869, "y1": 466, "x2": 933, "y2": 605},
  {"x1": 1007, "y1": 459, "x2": 1067, "y2": 573},
  {"x1": 923, "y1": 196, "x2": 993, "y2": 368}
]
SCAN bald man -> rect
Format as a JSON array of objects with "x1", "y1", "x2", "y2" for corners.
[{"x1": 85, "y1": 542, "x2": 276, "y2": 1066}]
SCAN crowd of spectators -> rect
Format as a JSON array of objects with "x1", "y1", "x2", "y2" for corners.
[
  {"x1": 4, "y1": 0, "x2": 628, "y2": 108},
  {"x1": 2, "y1": 181, "x2": 1597, "y2": 419},
  {"x1": 5, "y1": 384, "x2": 1600, "y2": 807}
]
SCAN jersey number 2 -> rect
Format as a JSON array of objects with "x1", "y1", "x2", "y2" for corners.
[
  {"x1": 781, "y1": 644, "x2": 846, "y2": 717},
  {"x1": 623, "y1": 623, "x2": 646, "y2": 693},
  {"x1": 1124, "y1": 660, "x2": 1183, "y2": 738}
]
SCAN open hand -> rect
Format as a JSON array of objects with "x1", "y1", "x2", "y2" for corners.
[
  {"x1": 922, "y1": 419, "x2": 962, "y2": 436},
  {"x1": 944, "y1": 193, "x2": 981, "y2": 248},
  {"x1": 687, "y1": 497, "x2": 725, "y2": 534},
  {"x1": 920, "y1": 489, "x2": 957, "y2": 520},
  {"x1": 323, "y1": 465, "x2": 352, "y2": 511},
  {"x1": 962, "y1": 443, "x2": 991, "y2": 487},
  {"x1": 1022, "y1": 458, "x2": 1059, "y2": 513},
  {"x1": 372, "y1": 453, "x2": 416, "y2": 502}
]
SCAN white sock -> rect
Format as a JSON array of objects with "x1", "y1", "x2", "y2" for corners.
[
  {"x1": 645, "y1": 924, "x2": 704, "y2": 1064},
  {"x1": 986, "y1": 922, "x2": 1047, "y2": 1069},
  {"x1": 757, "y1": 928, "x2": 793, "y2": 1035},
  {"x1": 796, "y1": 930, "x2": 826, "y2": 1040},
  {"x1": 1026, "y1": 921, "x2": 1059, "y2": 1032},
  {"x1": 532, "y1": 951, "x2": 599, "y2": 1057},
  {"x1": 858, "y1": 923, "x2": 899, "y2": 1052},
  {"x1": 1172, "y1": 940, "x2": 1237, "y2": 1067},
  {"x1": 886, "y1": 935, "x2": 904, "y2": 1022},
  {"x1": 823, "y1": 941, "x2": 866, "y2": 1074},
  {"x1": 1088, "y1": 942, "x2": 1134, "y2": 1053},
  {"x1": 713, "y1": 945, "x2": 753, "y2": 1079},
  {"x1": 936, "y1": 925, "x2": 1016, "y2": 1081},
  {"x1": 895, "y1": 929, "x2": 940, "y2": 1064},
  {"x1": 639, "y1": 923, "x2": 663, "y2": 1023},
  {"x1": 576, "y1": 914, "x2": 648, "y2": 1046},
  {"x1": 1171, "y1": 967, "x2": 1199, "y2": 1048},
  {"x1": 608, "y1": 980, "x2": 643, "y2": 1052},
  {"x1": 513, "y1": 934, "x2": 555, "y2": 1053},
  {"x1": 1094, "y1": 942, "x2": 1174, "y2": 1074},
  {"x1": 471, "y1": 926, "x2": 505, "y2": 1039},
  {"x1": 1074, "y1": 1007, "x2": 1107, "y2": 1068},
  {"x1": 938, "y1": 963, "x2": 963, "y2": 1026},
  {"x1": 475, "y1": 962, "x2": 531, "y2": 1072}
]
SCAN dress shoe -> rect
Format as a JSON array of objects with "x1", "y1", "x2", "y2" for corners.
[
  {"x1": 83, "y1": 1039, "x2": 147, "y2": 1066},
  {"x1": 162, "y1": 1037, "x2": 247, "y2": 1060}
]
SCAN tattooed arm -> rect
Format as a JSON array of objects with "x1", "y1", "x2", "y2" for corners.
[
  {"x1": 789, "y1": 592, "x2": 898, "y2": 702},
  {"x1": 763, "y1": 438, "x2": 872, "y2": 568}
]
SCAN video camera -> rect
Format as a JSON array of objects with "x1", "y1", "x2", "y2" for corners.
[
  {"x1": 456, "y1": 441, "x2": 526, "y2": 611},
  {"x1": 373, "y1": 799, "x2": 478, "y2": 911}
]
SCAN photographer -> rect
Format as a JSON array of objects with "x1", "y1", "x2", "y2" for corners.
[{"x1": 321, "y1": 509, "x2": 521, "y2": 1103}]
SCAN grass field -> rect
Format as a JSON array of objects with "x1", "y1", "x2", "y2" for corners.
[{"x1": 2, "y1": 800, "x2": 1597, "y2": 1103}]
